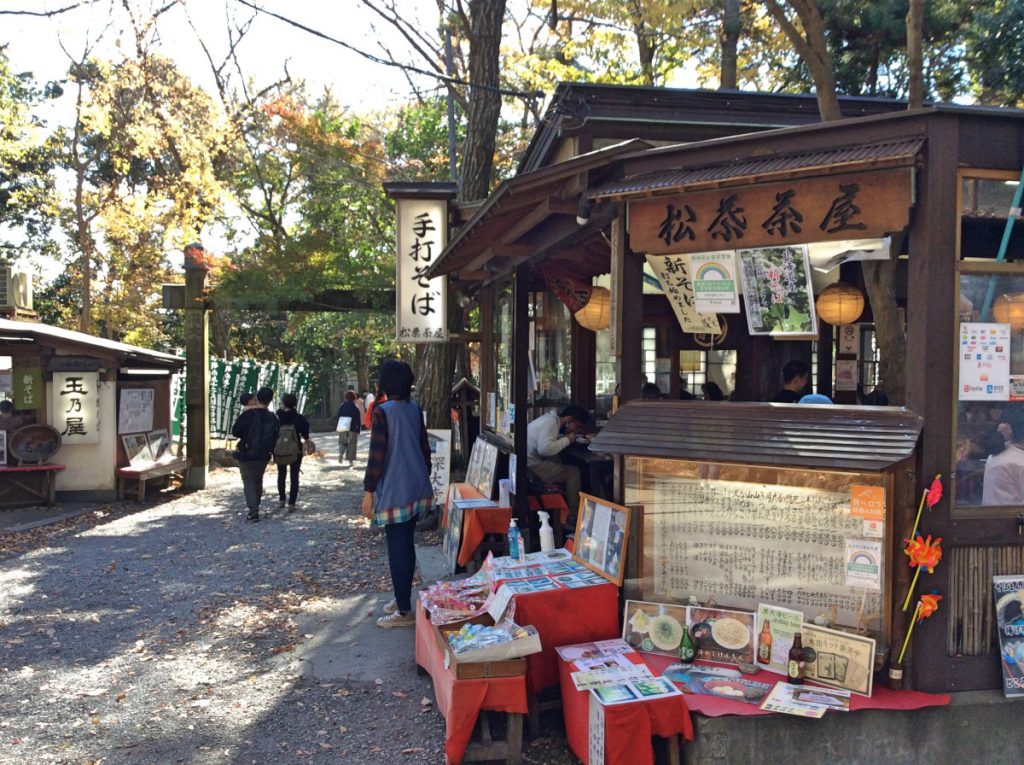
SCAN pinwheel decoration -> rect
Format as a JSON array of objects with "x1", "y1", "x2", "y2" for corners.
[
  {"x1": 898, "y1": 592, "x2": 943, "y2": 664},
  {"x1": 902, "y1": 533, "x2": 943, "y2": 611}
]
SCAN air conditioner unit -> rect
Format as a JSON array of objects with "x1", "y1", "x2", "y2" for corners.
[{"x1": 0, "y1": 267, "x2": 33, "y2": 310}]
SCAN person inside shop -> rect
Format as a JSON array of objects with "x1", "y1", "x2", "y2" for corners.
[
  {"x1": 771, "y1": 359, "x2": 811, "y2": 403},
  {"x1": 678, "y1": 373, "x2": 696, "y2": 400},
  {"x1": 982, "y1": 411, "x2": 1024, "y2": 505},
  {"x1": 641, "y1": 382, "x2": 663, "y2": 400},
  {"x1": 527, "y1": 403, "x2": 589, "y2": 525},
  {"x1": 702, "y1": 381, "x2": 726, "y2": 401},
  {"x1": 362, "y1": 360, "x2": 433, "y2": 628}
]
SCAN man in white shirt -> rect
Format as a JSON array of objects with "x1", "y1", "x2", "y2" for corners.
[
  {"x1": 527, "y1": 404, "x2": 588, "y2": 520},
  {"x1": 983, "y1": 414, "x2": 1024, "y2": 505}
]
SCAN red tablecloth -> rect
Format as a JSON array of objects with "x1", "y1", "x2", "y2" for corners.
[
  {"x1": 499, "y1": 581, "x2": 620, "y2": 695},
  {"x1": 415, "y1": 604, "x2": 529, "y2": 765},
  {"x1": 559, "y1": 652, "x2": 694, "y2": 765},
  {"x1": 457, "y1": 506, "x2": 512, "y2": 567},
  {"x1": 640, "y1": 653, "x2": 951, "y2": 716}
]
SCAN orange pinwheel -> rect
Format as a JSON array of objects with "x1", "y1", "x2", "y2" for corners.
[
  {"x1": 918, "y1": 593, "x2": 943, "y2": 621},
  {"x1": 904, "y1": 533, "x2": 943, "y2": 573},
  {"x1": 898, "y1": 592, "x2": 943, "y2": 664}
]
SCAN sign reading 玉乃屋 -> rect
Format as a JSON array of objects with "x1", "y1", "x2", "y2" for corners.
[
  {"x1": 51, "y1": 371, "x2": 99, "y2": 445},
  {"x1": 628, "y1": 169, "x2": 913, "y2": 256},
  {"x1": 394, "y1": 197, "x2": 448, "y2": 342}
]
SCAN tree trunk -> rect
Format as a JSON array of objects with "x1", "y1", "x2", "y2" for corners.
[
  {"x1": 720, "y1": 0, "x2": 740, "y2": 90},
  {"x1": 417, "y1": 0, "x2": 505, "y2": 428},
  {"x1": 765, "y1": 0, "x2": 842, "y2": 120},
  {"x1": 861, "y1": 257, "x2": 906, "y2": 404},
  {"x1": 906, "y1": 0, "x2": 926, "y2": 108}
]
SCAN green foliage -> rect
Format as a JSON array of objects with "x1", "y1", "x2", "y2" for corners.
[
  {"x1": 965, "y1": 0, "x2": 1024, "y2": 105},
  {"x1": 0, "y1": 47, "x2": 60, "y2": 261}
]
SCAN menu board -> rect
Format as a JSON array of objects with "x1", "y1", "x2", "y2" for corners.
[{"x1": 648, "y1": 476, "x2": 884, "y2": 630}]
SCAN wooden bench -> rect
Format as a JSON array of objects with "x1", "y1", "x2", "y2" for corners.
[
  {"x1": 0, "y1": 464, "x2": 66, "y2": 508},
  {"x1": 116, "y1": 458, "x2": 191, "y2": 501}
]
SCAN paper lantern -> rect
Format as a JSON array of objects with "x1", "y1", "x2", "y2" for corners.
[
  {"x1": 816, "y1": 282, "x2": 865, "y2": 326},
  {"x1": 575, "y1": 286, "x2": 612, "y2": 331},
  {"x1": 993, "y1": 294, "x2": 1024, "y2": 330}
]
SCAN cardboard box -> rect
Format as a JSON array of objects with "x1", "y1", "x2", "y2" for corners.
[{"x1": 434, "y1": 613, "x2": 530, "y2": 680}]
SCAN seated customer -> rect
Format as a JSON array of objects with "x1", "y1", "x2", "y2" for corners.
[
  {"x1": 983, "y1": 412, "x2": 1024, "y2": 505},
  {"x1": 527, "y1": 404, "x2": 588, "y2": 522},
  {"x1": 771, "y1": 360, "x2": 810, "y2": 403},
  {"x1": 641, "y1": 382, "x2": 663, "y2": 400}
]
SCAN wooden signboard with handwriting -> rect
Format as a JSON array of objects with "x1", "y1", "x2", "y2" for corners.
[{"x1": 628, "y1": 169, "x2": 912, "y2": 255}]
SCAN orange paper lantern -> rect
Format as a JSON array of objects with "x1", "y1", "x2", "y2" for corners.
[
  {"x1": 816, "y1": 282, "x2": 865, "y2": 326},
  {"x1": 992, "y1": 294, "x2": 1024, "y2": 330},
  {"x1": 575, "y1": 286, "x2": 611, "y2": 331}
]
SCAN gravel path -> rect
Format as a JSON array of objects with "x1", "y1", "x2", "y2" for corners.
[{"x1": 0, "y1": 435, "x2": 579, "y2": 765}]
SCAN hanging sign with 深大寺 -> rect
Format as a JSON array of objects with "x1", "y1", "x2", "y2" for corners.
[
  {"x1": 959, "y1": 322, "x2": 1011, "y2": 401},
  {"x1": 394, "y1": 197, "x2": 448, "y2": 342},
  {"x1": 628, "y1": 169, "x2": 913, "y2": 256},
  {"x1": 688, "y1": 251, "x2": 741, "y2": 314},
  {"x1": 645, "y1": 254, "x2": 720, "y2": 334}
]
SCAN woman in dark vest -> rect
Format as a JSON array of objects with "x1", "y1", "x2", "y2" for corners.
[{"x1": 361, "y1": 360, "x2": 433, "y2": 628}]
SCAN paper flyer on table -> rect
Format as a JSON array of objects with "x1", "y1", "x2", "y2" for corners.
[
  {"x1": 573, "y1": 653, "x2": 638, "y2": 672},
  {"x1": 556, "y1": 639, "x2": 634, "y2": 662},
  {"x1": 571, "y1": 664, "x2": 654, "y2": 691},
  {"x1": 759, "y1": 682, "x2": 829, "y2": 718},
  {"x1": 591, "y1": 677, "x2": 682, "y2": 706}
]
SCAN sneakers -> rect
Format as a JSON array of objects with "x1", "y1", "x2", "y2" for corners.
[
  {"x1": 383, "y1": 598, "x2": 398, "y2": 615},
  {"x1": 246, "y1": 511, "x2": 260, "y2": 523},
  {"x1": 376, "y1": 610, "x2": 414, "y2": 628}
]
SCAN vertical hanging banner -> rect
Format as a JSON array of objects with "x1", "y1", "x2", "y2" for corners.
[
  {"x1": 51, "y1": 371, "x2": 100, "y2": 444},
  {"x1": 14, "y1": 367, "x2": 42, "y2": 410},
  {"x1": 394, "y1": 197, "x2": 448, "y2": 342},
  {"x1": 645, "y1": 254, "x2": 720, "y2": 334}
]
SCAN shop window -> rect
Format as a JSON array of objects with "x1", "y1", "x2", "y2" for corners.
[
  {"x1": 529, "y1": 291, "x2": 573, "y2": 418},
  {"x1": 960, "y1": 175, "x2": 1024, "y2": 261},
  {"x1": 491, "y1": 281, "x2": 513, "y2": 432}
]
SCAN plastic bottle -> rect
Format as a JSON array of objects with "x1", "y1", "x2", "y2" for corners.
[
  {"x1": 538, "y1": 511, "x2": 555, "y2": 552},
  {"x1": 508, "y1": 518, "x2": 521, "y2": 561}
]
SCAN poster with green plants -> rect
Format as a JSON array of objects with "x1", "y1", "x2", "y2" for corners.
[{"x1": 737, "y1": 245, "x2": 817, "y2": 336}]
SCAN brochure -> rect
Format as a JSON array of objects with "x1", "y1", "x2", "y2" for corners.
[
  {"x1": 759, "y1": 682, "x2": 829, "y2": 718},
  {"x1": 571, "y1": 664, "x2": 654, "y2": 691},
  {"x1": 591, "y1": 676, "x2": 681, "y2": 706},
  {"x1": 556, "y1": 639, "x2": 634, "y2": 662},
  {"x1": 662, "y1": 663, "x2": 773, "y2": 705}
]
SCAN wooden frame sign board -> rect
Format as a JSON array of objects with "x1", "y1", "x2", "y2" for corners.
[
  {"x1": 801, "y1": 623, "x2": 876, "y2": 697},
  {"x1": 572, "y1": 493, "x2": 632, "y2": 586}
]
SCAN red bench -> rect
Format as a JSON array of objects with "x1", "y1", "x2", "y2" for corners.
[
  {"x1": 116, "y1": 458, "x2": 190, "y2": 502},
  {"x1": 0, "y1": 464, "x2": 66, "y2": 507}
]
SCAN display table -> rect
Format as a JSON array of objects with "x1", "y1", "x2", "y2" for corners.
[
  {"x1": 558, "y1": 652, "x2": 694, "y2": 765},
  {"x1": 0, "y1": 464, "x2": 65, "y2": 507},
  {"x1": 494, "y1": 580, "x2": 620, "y2": 696},
  {"x1": 637, "y1": 653, "x2": 951, "y2": 716},
  {"x1": 415, "y1": 603, "x2": 528, "y2": 765}
]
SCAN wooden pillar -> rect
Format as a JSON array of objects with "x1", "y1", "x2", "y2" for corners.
[
  {"x1": 904, "y1": 118, "x2": 959, "y2": 692},
  {"x1": 612, "y1": 215, "x2": 644, "y2": 403},
  {"x1": 512, "y1": 265, "x2": 532, "y2": 546},
  {"x1": 183, "y1": 244, "x2": 210, "y2": 489},
  {"x1": 571, "y1": 321, "x2": 596, "y2": 413}
]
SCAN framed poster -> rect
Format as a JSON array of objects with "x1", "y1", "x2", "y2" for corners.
[
  {"x1": 442, "y1": 499, "x2": 465, "y2": 575},
  {"x1": 465, "y1": 439, "x2": 484, "y2": 490},
  {"x1": 689, "y1": 606, "x2": 756, "y2": 666},
  {"x1": 573, "y1": 493, "x2": 632, "y2": 586},
  {"x1": 737, "y1": 245, "x2": 817, "y2": 336},
  {"x1": 802, "y1": 623, "x2": 876, "y2": 697},
  {"x1": 622, "y1": 599, "x2": 690, "y2": 657},
  {"x1": 474, "y1": 441, "x2": 499, "y2": 499},
  {"x1": 118, "y1": 388, "x2": 155, "y2": 434},
  {"x1": 122, "y1": 433, "x2": 153, "y2": 468},
  {"x1": 146, "y1": 429, "x2": 172, "y2": 462}
]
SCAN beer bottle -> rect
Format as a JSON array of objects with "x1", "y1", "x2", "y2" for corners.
[
  {"x1": 757, "y1": 620, "x2": 772, "y2": 663},
  {"x1": 787, "y1": 633, "x2": 804, "y2": 684},
  {"x1": 679, "y1": 626, "x2": 696, "y2": 663}
]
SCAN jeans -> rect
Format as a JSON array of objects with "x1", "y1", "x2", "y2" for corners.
[
  {"x1": 277, "y1": 455, "x2": 302, "y2": 505},
  {"x1": 384, "y1": 516, "x2": 417, "y2": 613},
  {"x1": 238, "y1": 459, "x2": 269, "y2": 513}
]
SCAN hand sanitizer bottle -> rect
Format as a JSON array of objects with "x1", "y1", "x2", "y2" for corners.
[
  {"x1": 508, "y1": 518, "x2": 521, "y2": 561},
  {"x1": 538, "y1": 511, "x2": 555, "y2": 552}
]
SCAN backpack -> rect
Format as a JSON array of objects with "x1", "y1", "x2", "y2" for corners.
[
  {"x1": 243, "y1": 410, "x2": 279, "y2": 461},
  {"x1": 273, "y1": 423, "x2": 301, "y2": 465}
]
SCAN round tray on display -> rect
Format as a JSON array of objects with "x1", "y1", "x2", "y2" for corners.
[{"x1": 9, "y1": 424, "x2": 62, "y2": 464}]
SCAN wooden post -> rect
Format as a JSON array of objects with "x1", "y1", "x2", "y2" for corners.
[
  {"x1": 512, "y1": 265, "x2": 532, "y2": 546},
  {"x1": 183, "y1": 243, "x2": 210, "y2": 490},
  {"x1": 611, "y1": 215, "x2": 643, "y2": 403}
]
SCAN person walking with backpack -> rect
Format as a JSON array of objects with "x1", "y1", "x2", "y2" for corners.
[
  {"x1": 361, "y1": 360, "x2": 433, "y2": 628},
  {"x1": 336, "y1": 390, "x2": 361, "y2": 466},
  {"x1": 275, "y1": 392, "x2": 311, "y2": 512},
  {"x1": 230, "y1": 387, "x2": 279, "y2": 523}
]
